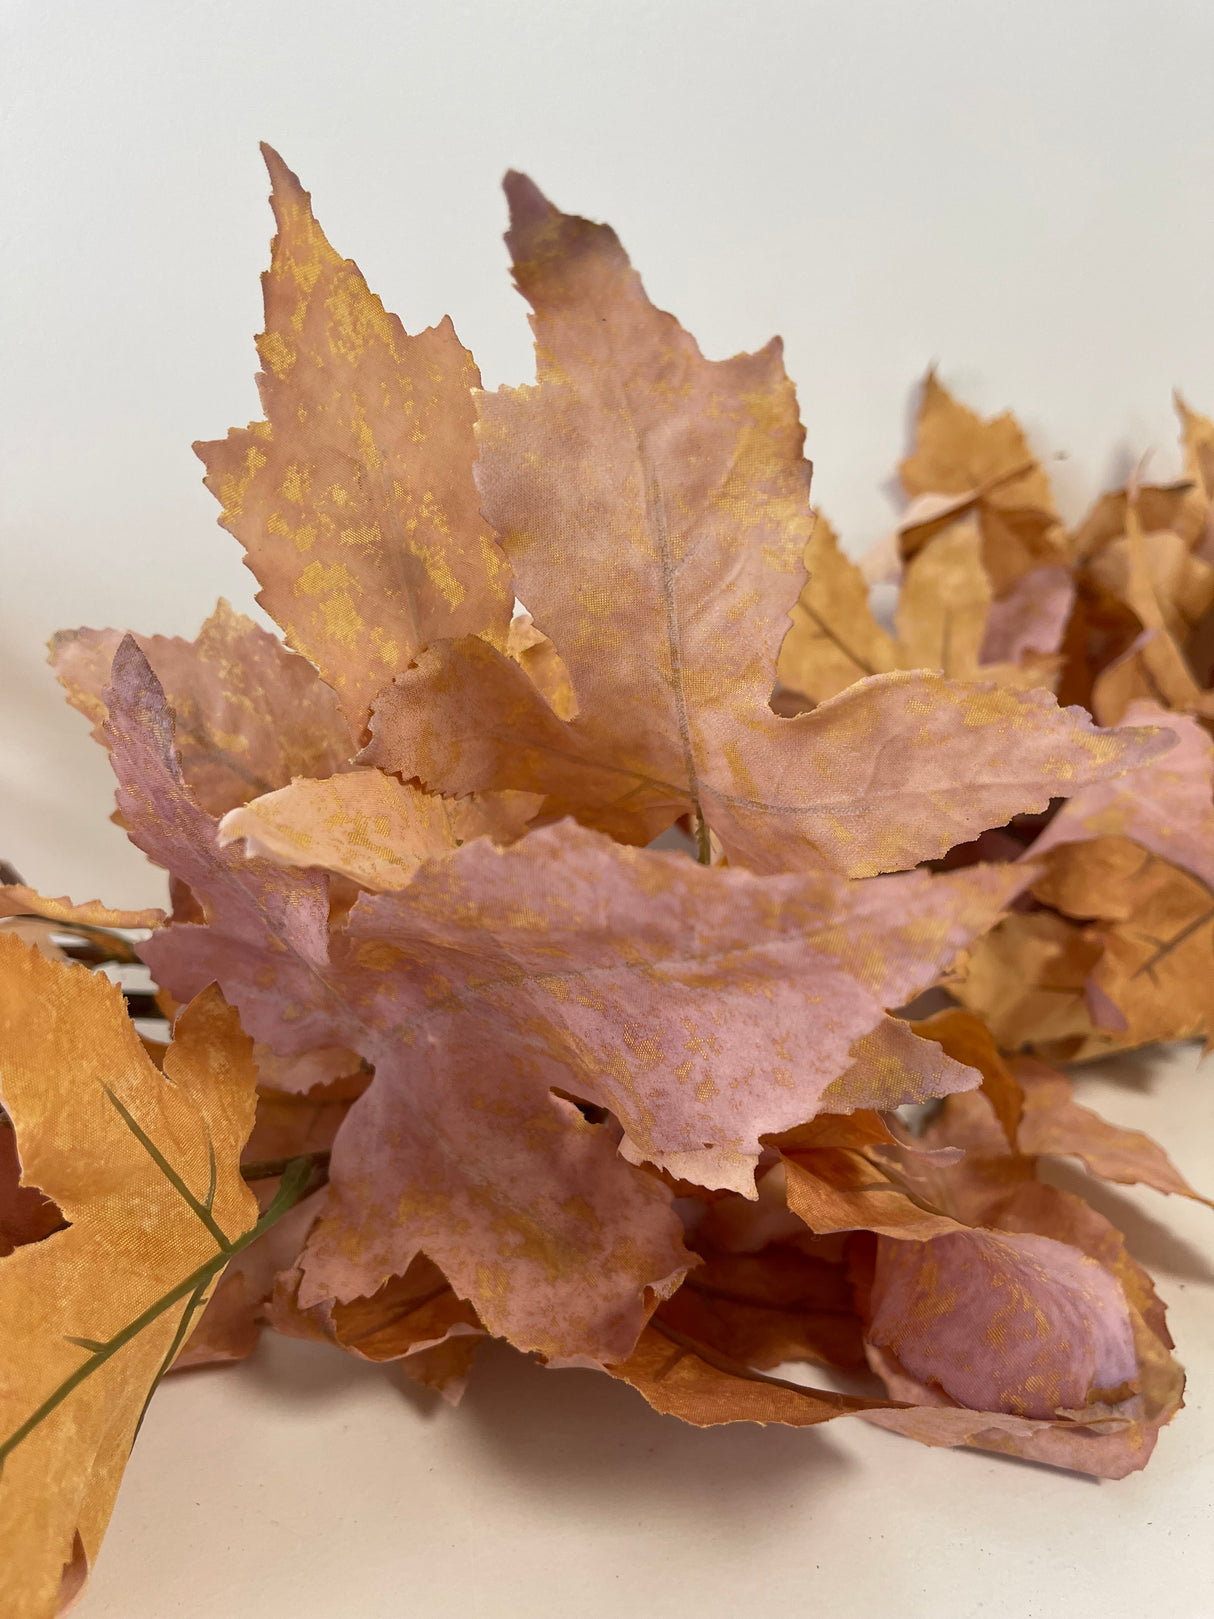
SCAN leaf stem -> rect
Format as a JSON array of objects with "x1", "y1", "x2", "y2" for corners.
[
  {"x1": 0, "y1": 1155, "x2": 319, "y2": 1471},
  {"x1": 241, "y1": 1149, "x2": 331, "y2": 1183},
  {"x1": 103, "y1": 1088, "x2": 233, "y2": 1251},
  {"x1": 694, "y1": 808, "x2": 713, "y2": 866}
]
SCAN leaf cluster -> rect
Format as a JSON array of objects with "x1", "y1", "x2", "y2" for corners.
[{"x1": 3, "y1": 148, "x2": 1212, "y2": 1615}]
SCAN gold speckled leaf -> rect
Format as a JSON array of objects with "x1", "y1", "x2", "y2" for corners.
[
  {"x1": 361, "y1": 178, "x2": 1167, "y2": 876},
  {"x1": 194, "y1": 148, "x2": 514, "y2": 734}
]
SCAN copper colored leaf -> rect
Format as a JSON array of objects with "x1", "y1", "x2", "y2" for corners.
[
  {"x1": 909, "y1": 1007, "x2": 1023, "y2": 1146},
  {"x1": 607, "y1": 1322, "x2": 896, "y2": 1427},
  {"x1": 0, "y1": 886, "x2": 163, "y2": 931},
  {"x1": 0, "y1": 943, "x2": 260, "y2": 1618},
  {"x1": 194, "y1": 148, "x2": 513, "y2": 734},
  {"x1": 898, "y1": 370, "x2": 1066, "y2": 592},
  {"x1": 776, "y1": 514, "x2": 897, "y2": 704},
  {"x1": 269, "y1": 1251, "x2": 485, "y2": 1403}
]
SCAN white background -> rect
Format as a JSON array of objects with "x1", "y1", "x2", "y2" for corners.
[{"x1": 2, "y1": 5, "x2": 1214, "y2": 1615}]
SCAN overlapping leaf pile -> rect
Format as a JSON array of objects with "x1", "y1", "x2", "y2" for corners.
[{"x1": 3, "y1": 148, "x2": 1213, "y2": 1614}]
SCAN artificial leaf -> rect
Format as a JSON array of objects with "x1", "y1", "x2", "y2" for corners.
[
  {"x1": 218, "y1": 768, "x2": 539, "y2": 890},
  {"x1": 908, "y1": 1007, "x2": 1023, "y2": 1146},
  {"x1": 193, "y1": 148, "x2": 513, "y2": 735},
  {"x1": 862, "y1": 1180, "x2": 1184, "y2": 1478},
  {"x1": 104, "y1": 638, "x2": 1035, "y2": 1363},
  {"x1": 51, "y1": 600, "x2": 352, "y2": 816},
  {"x1": 607, "y1": 1322, "x2": 895, "y2": 1427},
  {"x1": 0, "y1": 941, "x2": 262, "y2": 1619},
  {"x1": 953, "y1": 905, "x2": 1105, "y2": 1056},
  {"x1": 362, "y1": 182, "x2": 1167, "y2": 877},
  {"x1": 777, "y1": 515, "x2": 1061, "y2": 708},
  {"x1": 897, "y1": 369, "x2": 1067, "y2": 591},
  {"x1": 1012, "y1": 1054, "x2": 1214, "y2": 1206},
  {"x1": 776, "y1": 514, "x2": 897, "y2": 703},
  {"x1": 268, "y1": 1251, "x2": 485, "y2": 1403},
  {"x1": 1030, "y1": 700, "x2": 1211, "y2": 885},
  {"x1": 0, "y1": 885, "x2": 163, "y2": 931}
]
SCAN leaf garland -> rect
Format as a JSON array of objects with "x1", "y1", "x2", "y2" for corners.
[{"x1": 5, "y1": 146, "x2": 1214, "y2": 1614}]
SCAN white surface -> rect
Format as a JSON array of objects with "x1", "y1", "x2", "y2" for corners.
[
  {"x1": 75, "y1": 1043, "x2": 1214, "y2": 1619},
  {"x1": 4, "y1": 0, "x2": 1214, "y2": 905}
]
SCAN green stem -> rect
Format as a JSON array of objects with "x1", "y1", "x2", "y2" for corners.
[{"x1": 0, "y1": 1155, "x2": 319, "y2": 1471}]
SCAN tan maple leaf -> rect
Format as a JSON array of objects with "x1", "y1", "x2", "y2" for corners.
[
  {"x1": 777, "y1": 513, "x2": 1069, "y2": 706},
  {"x1": 216, "y1": 768, "x2": 541, "y2": 892},
  {"x1": 897, "y1": 368, "x2": 1068, "y2": 592},
  {"x1": 193, "y1": 147, "x2": 514, "y2": 735},
  {"x1": 0, "y1": 940, "x2": 292, "y2": 1619}
]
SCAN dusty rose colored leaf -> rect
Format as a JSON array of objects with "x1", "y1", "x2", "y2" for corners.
[
  {"x1": 363, "y1": 184, "x2": 1163, "y2": 876},
  {"x1": 863, "y1": 1182, "x2": 1183, "y2": 1477},
  {"x1": 1012, "y1": 1054, "x2": 1214, "y2": 1206},
  {"x1": 978, "y1": 563, "x2": 1075, "y2": 665},
  {"x1": 51, "y1": 600, "x2": 352, "y2": 816},
  {"x1": 105, "y1": 640, "x2": 1036, "y2": 1362},
  {"x1": 104, "y1": 637, "x2": 340, "y2": 1055},
  {"x1": 1030, "y1": 699, "x2": 1210, "y2": 884},
  {"x1": 369, "y1": 638, "x2": 1170, "y2": 879},
  {"x1": 865, "y1": 1226, "x2": 1137, "y2": 1419},
  {"x1": 193, "y1": 149, "x2": 513, "y2": 735}
]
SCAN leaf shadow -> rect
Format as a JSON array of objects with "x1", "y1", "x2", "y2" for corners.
[
  {"x1": 452, "y1": 1337, "x2": 856, "y2": 1518},
  {"x1": 236, "y1": 1332, "x2": 398, "y2": 1410},
  {"x1": 1071, "y1": 1042, "x2": 1204, "y2": 1094},
  {"x1": 1038, "y1": 1158, "x2": 1214, "y2": 1284}
]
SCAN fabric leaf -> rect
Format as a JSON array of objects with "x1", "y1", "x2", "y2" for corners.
[{"x1": 193, "y1": 147, "x2": 514, "y2": 734}]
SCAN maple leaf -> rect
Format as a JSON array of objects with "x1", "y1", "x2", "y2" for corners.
[
  {"x1": 0, "y1": 938, "x2": 316, "y2": 1619},
  {"x1": 954, "y1": 702, "x2": 1214, "y2": 1055},
  {"x1": 360, "y1": 178, "x2": 1168, "y2": 876},
  {"x1": 897, "y1": 369, "x2": 1068, "y2": 592},
  {"x1": 268, "y1": 1251, "x2": 485, "y2": 1403},
  {"x1": 216, "y1": 768, "x2": 541, "y2": 892},
  {"x1": 773, "y1": 1097, "x2": 1183, "y2": 1475},
  {"x1": 103, "y1": 637, "x2": 1032, "y2": 1363},
  {"x1": 193, "y1": 148, "x2": 514, "y2": 736},
  {"x1": 777, "y1": 513, "x2": 1069, "y2": 707},
  {"x1": 1012, "y1": 1053, "x2": 1214, "y2": 1207},
  {"x1": 51, "y1": 599, "x2": 353, "y2": 816},
  {"x1": 1081, "y1": 500, "x2": 1213, "y2": 723}
]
